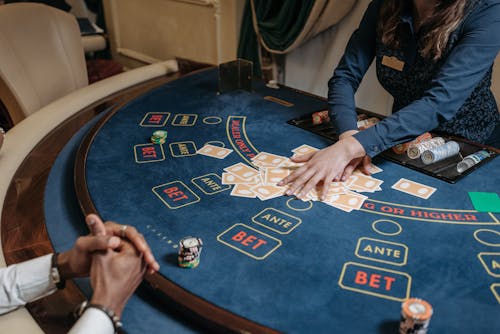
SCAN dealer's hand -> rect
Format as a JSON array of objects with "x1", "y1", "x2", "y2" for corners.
[
  {"x1": 86, "y1": 213, "x2": 160, "y2": 274},
  {"x1": 337, "y1": 130, "x2": 372, "y2": 181},
  {"x1": 278, "y1": 135, "x2": 367, "y2": 201}
]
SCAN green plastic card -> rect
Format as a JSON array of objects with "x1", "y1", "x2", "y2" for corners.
[{"x1": 468, "y1": 192, "x2": 500, "y2": 213}]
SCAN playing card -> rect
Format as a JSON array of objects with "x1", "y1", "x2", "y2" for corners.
[
  {"x1": 264, "y1": 167, "x2": 291, "y2": 185},
  {"x1": 230, "y1": 184, "x2": 257, "y2": 198},
  {"x1": 323, "y1": 183, "x2": 348, "y2": 200},
  {"x1": 327, "y1": 191, "x2": 368, "y2": 210},
  {"x1": 346, "y1": 174, "x2": 383, "y2": 192},
  {"x1": 197, "y1": 144, "x2": 233, "y2": 159},
  {"x1": 278, "y1": 158, "x2": 305, "y2": 169},
  {"x1": 224, "y1": 162, "x2": 259, "y2": 180},
  {"x1": 222, "y1": 172, "x2": 256, "y2": 185},
  {"x1": 291, "y1": 144, "x2": 319, "y2": 156},
  {"x1": 324, "y1": 201, "x2": 354, "y2": 213},
  {"x1": 251, "y1": 184, "x2": 286, "y2": 201},
  {"x1": 252, "y1": 152, "x2": 288, "y2": 167},
  {"x1": 368, "y1": 163, "x2": 383, "y2": 174},
  {"x1": 353, "y1": 163, "x2": 383, "y2": 175},
  {"x1": 391, "y1": 178, "x2": 436, "y2": 199}
]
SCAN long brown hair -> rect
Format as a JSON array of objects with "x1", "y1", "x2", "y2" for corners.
[{"x1": 378, "y1": 0, "x2": 468, "y2": 60}]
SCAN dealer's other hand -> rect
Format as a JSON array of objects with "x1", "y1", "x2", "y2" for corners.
[
  {"x1": 337, "y1": 130, "x2": 372, "y2": 181},
  {"x1": 278, "y1": 135, "x2": 367, "y2": 201}
]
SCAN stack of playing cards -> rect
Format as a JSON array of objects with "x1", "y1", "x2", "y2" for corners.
[
  {"x1": 196, "y1": 143, "x2": 437, "y2": 206},
  {"x1": 304, "y1": 165, "x2": 384, "y2": 213},
  {"x1": 222, "y1": 156, "x2": 289, "y2": 201},
  {"x1": 210, "y1": 145, "x2": 385, "y2": 213}
]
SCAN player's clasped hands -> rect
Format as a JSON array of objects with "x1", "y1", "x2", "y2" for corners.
[
  {"x1": 60, "y1": 213, "x2": 160, "y2": 327},
  {"x1": 86, "y1": 214, "x2": 160, "y2": 274},
  {"x1": 85, "y1": 214, "x2": 159, "y2": 316},
  {"x1": 89, "y1": 232, "x2": 146, "y2": 319},
  {"x1": 278, "y1": 135, "x2": 370, "y2": 201}
]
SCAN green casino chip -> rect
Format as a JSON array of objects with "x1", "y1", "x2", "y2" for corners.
[
  {"x1": 178, "y1": 256, "x2": 200, "y2": 269},
  {"x1": 152, "y1": 130, "x2": 168, "y2": 139},
  {"x1": 151, "y1": 136, "x2": 166, "y2": 144}
]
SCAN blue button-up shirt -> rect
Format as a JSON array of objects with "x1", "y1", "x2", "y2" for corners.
[{"x1": 328, "y1": 0, "x2": 500, "y2": 157}]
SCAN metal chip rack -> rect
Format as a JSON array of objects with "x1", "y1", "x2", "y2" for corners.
[{"x1": 287, "y1": 110, "x2": 498, "y2": 183}]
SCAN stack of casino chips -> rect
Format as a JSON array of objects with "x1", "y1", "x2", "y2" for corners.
[
  {"x1": 407, "y1": 137, "x2": 445, "y2": 159},
  {"x1": 311, "y1": 110, "x2": 330, "y2": 125},
  {"x1": 356, "y1": 116, "x2": 380, "y2": 130},
  {"x1": 178, "y1": 236, "x2": 203, "y2": 269},
  {"x1": 399, "y1": 298, "x2": 433, "y2": 334},
  {"x1": 457, "y1": 150, "x2": 490, "y2": 173},
  {"x1": 421, "y1": 140, "x2": 460, "y2": 165},
  {"x1": 151, "y1": 130, "x2": 168, "y2": 144},
  {"x1": 392, "y1": 132, "x2": 433, "y2": 154}
]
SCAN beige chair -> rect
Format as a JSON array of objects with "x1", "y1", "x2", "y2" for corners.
[
  {"x1": 66, "y1": 0, "x2": 107, "y2": 53},
  {"x1": 0, "y1": 3, "x2": 88, "y2": 125}
]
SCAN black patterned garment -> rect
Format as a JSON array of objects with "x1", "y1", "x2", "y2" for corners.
[{"x1": 328, "y1": 0, "x2": 500, "y2": 156}]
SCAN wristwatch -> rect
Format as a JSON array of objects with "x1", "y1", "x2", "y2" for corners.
[{"x1": 50, "y1": 253, "x2": 66, "y2": 289}]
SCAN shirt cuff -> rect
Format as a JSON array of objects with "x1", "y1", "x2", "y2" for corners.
[
  {"x1": 13, "y1": 254, "x2": 57, "y2": 303},
  {"x1": 352, "y1": 126, "x2": 387, "y2": 157},
  {"x1": 69, "y1": 307, "x2": 115, "y2": 334},
  {"x1": 330, "y1": 105, "x2": 358, "y2": 135}
]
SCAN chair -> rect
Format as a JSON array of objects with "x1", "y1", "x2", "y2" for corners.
[
  {"x1": 0, "y1": 3, "x2": 88, "y2": 125},
  {"x1": 66, "y1": 0, "x2": 108, "y2": 53}
]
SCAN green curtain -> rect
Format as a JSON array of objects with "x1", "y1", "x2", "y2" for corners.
[{"x1": 237, "y1": 0, "x2": 316, "y2": 77}]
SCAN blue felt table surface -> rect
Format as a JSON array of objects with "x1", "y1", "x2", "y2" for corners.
[
  {"x1": 46, "y1": 69, "x2": 500, "y2": 333},
  {"x1": 45, "y1": 111, "x2": 204, "y2": 334}
]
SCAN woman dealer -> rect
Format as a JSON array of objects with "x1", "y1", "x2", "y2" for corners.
[{"x1": 279, "y1": 0, "x2": 500, "y2": 199}]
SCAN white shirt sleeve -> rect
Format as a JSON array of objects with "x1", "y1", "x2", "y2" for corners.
[
  {"x1": 0, "y1": 254, "x2": 57, "y2": 315},
  {"x1": 69, "y1": 307, "x2": 115, "y2": 334},
  {"x1": 0, "y1": 255, "x2": 115, "y2": 334}
]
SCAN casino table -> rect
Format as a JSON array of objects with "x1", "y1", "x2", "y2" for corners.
[{"x1": 3, "y1": 67, "x2": 500, "y2": 333}]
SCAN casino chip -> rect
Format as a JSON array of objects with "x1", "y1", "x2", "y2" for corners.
[
  {"x1": 311, "y1": 110, "x2": 330, "y2": 125},
  {"x1": 151, "y1": 130, "x2": 168, "y2": 144},
  {"x1": 399, "y1": 298, "x2": 433, "y2": 334},
  {"x1": 392, "y1": 132, "x2": 432, "y2": 154},
  {"x1": 421, "y1": 141, "x2": 460, "y2": 165},
  {"x1": 407, "y1": 137, "x2": 445, "y2": 159},
  {"x1": 356, "y1": 117, "x2": 380, "y2": 130},
  {"x1": 178, "y1": 236, "x2": 203, "y2": 269}
]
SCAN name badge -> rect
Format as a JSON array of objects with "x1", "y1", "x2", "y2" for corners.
[{"x1": 382, "y1": 55, "x2": 405, "y2": 72}]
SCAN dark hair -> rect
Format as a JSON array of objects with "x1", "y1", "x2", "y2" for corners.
[{"x1": 378, "y1": 0, "x2": 467, "y2": 60}]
